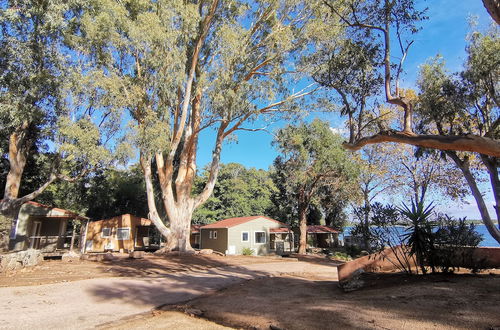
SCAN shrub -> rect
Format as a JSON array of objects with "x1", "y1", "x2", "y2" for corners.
[
  {"x1": 241, "y1": 247, "x2": 254, "y2": 256},
  {"x1": 331, "y1": 251, "x2": 352, "y2": 261},
  {"x1": 400, "y1": 201, "x2": 436, "y2": 274},
  {"x1": 433, "y1": 215, "x2": 483, "y2": 273}
]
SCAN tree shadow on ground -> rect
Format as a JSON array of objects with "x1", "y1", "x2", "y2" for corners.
[
  {"x1": 94, "y1": 254, "x2": 252, "y2": 278},
  {"x1": 178, "y1": 271, "x2": 500, "y2": 330},
  {"x1": 87, "y1": 263, "x2": 270, "y2": 308}
]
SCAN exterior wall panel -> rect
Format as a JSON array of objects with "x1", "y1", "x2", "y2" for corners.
[{"x1": 199, "y1": 228, "x2": 228, "y2": 253}]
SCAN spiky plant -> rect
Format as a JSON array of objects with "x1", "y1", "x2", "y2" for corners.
[{"x1": 400, "y1": 201, "x2": 436, "y2": 274}]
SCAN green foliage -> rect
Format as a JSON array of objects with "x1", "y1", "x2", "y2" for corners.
[
  {"x1": 433, "y1": 215, "x2": 484, "y2": 273},
  {"x1": 29, "y1": 165, "x2": 151, "y2": 220},
  {"x1": 417, "y1": 27, "x2": 499, "y2": 138},
  {"x1": 193, "y1": 163, "x2": 277, "y2": 224},
  {"x1": 241, "y1": 247, "x2": 254, "y2": 256},
  {"x1": 330, "y1": 251, "x2": 352, "y2": 261},
  {"x1": 271, "y1": 119, "x2": 359, "y2": 226},
  {"x1": 435, "y1": 215, "x2": 483, "y2": 247},
  {"x1": 400, "y1": 201, "x2": 437, "y2": 274}
]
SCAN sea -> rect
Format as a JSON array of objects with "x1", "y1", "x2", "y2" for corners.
[{"x1": 342, "y1": 224, "x2": 499, "y2": 248}]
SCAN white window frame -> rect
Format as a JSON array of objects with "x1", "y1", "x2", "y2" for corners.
[
  {"x1": 241, "y1": 231, "x2": 249, "y2": 242},
  {"x1": 212, "y1": 230, "x2": 217, "y2": 239},
  {"x1": 254, "y1": 231, "x2": 266, "y2": 244},
  {"x1": 116, "y1": 227, "x2": 131, "y2": 240},
  {"x1": 101, "y1": 227, "x2": 112, "y2": 238}
]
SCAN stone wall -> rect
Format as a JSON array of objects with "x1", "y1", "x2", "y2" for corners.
[{"x1": 0, "y1": 249, "x2": 43, "y2": 272}]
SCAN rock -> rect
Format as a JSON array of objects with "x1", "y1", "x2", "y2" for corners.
[
  {"x1": 62, "y1": 251, "x2": 80, "y2": 261},
  {"x1": 0, "y1": 249, "x2": 43, "y2": 272},
  {"x1": 270, "y1": 325, "x2": 284, "y2": 330},
  {"x1": 199, "y1": 249, "x2": 213, "y2": 255},
  {"x1": 338, "y1": 268, "x2": 365, "y2": 292},
  {"x1": 129, "y1": 251, "x2": 144, "y2": 259}
]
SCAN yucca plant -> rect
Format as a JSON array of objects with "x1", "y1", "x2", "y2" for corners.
[{"x1": 400, "y1": 201, "x2": 436, "y2": 274}]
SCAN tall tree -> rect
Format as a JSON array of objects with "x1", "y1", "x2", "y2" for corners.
[
  {"x1": 0, "y1": 1, "x2": 115, "y2": 224},
  {"x1": 273, "y1": 119, "x2": 358, "y2": 254},
  {"x1": 78, "y1": 0, "x2": 326, "y2": 251},
  {"x1": 416, "y1": 27, "x2": 500, "y2": 242},
  {"x1": 317, "y1": 1, "x2": 500, "y2": 243},
  {"x1": 322, "y1": 0, "x2": 499, "y2": 156}
]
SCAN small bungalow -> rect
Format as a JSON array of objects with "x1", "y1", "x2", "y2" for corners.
[
  {"x1": 200, "y1": 216, "x2": 293, "y2": 255},
  {"x1": 295, "y1": 225, "x2": 339, "y2": 249},
  {"x1": 84, "y1": 214, "x2": 162, "y2": 253},
  {"x1": 8, "y1": 201, "x2": 88, "y2": 253}
]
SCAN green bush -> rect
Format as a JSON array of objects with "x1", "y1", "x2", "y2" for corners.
[
  {"x1": 241, "y1": 247, "x2": 254, "y2": 256},
  {"x1": 433, "y1": 215, "x2": 483, "y2": 273},
  {"x1": 330, "y1": 251, "x2": 352, "y2": 261}
]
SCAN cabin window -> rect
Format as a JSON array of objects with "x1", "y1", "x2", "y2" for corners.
[
  {"x1": 116, "y1": 228, "x2": 130, "y2": 240},
  {"x1": 213, "y1": 231, "x2": 217, "y2": 239},
  {"x1": 255, "y1": 231, "x2": 266, "y2": 244},
  {"x1": 241, "y1": 232, "x2": 249, "y2": 242},
  {"x1": 101, "y1": 228, "x2": 111, "y2": 238},
  {"x1": 209, "y1": 231, "x2": 212, "y2": 239}
]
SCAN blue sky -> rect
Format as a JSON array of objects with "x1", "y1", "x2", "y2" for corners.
[{"x1": 195, "y1": 1, "x2": 495, "y2": 220}]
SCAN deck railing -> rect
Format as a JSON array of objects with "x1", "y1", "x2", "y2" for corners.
[{"x1": 28, "y1": 235, "x2": 81, "y2": 252}]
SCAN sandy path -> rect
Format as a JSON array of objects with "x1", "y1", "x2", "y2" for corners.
[{"x1": 0, "y1": 261, "x2": 337, "y2": 329}]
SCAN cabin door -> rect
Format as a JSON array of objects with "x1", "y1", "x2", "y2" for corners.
[{"x1": 30, "y1": 221, "x2": 42, "y2": 249}]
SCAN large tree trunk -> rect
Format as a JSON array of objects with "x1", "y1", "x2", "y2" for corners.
[
  {"x1": 448, "y1": 152, "x2": 500, "y2": 243},
  {"x1": 1, "y1": 124, "x2": 59, "y2": 220},
  {"x1": 298, "y1": 204, "x2": 308, "y2": 254},
  {"x1": 481, "y1": 155, "x2": 500, "y2": 227},
  {"x1": 3, "y1": 127, "x2": 30, "y2": 201},
  {"x1": 162, "y1": 203, "x2": 195, "y2": 252},
  {"x1": 139, "y1": 152, "x2": 171, "y2": 239}
]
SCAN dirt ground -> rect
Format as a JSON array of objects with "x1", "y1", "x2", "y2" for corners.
[
  {"x1": 0, "y1": 253, "x2": 289, "y2": 287},
  {"x1": 2, "y1": 253, "x2": 500, "y2": 329},
  {"x1": 171, "y1": 270, "x2": 500, "y2": 330}
]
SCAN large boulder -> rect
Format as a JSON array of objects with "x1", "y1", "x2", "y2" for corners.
[{"x1": 0, "y1": 249, "x2": 43, "y2": 272}]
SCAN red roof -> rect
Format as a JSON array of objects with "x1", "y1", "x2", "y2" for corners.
[
  {"x1": 201, "y1": 216, "x2": 287, "y2": 229},
  {"x1": 191, "y1": 225, "x2": 201, "y2": 234},
  {"x1": 307, "y1": 225, "x2": 339, "y2": 234},
  {"x1": 26, "y1": 201, "x2": 88, "y2": 220}
]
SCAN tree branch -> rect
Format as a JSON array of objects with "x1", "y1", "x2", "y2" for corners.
[{"x1": 344, "y1": 130, "x2": 500, "y2": 157}]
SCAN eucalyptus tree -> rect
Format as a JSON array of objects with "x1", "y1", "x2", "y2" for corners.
[
  {"x1": 417, "y1": 27, "x2": 500, "y2": 242},
  {"x1": 0, "y1": 1, "x2": 116, "y2": 226},
  {"x1": 78, "y1": 0, "x2": 328, "y2": 251},
  {"x1": 322, "y1": 0, "x2": 499, "y2": 157},
  {"x1": 316, "y1": 1, "x2": 500, "y2": 243},
  {"x1": 273, "y1": 119, "x2": 358, "y2": 254}
]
